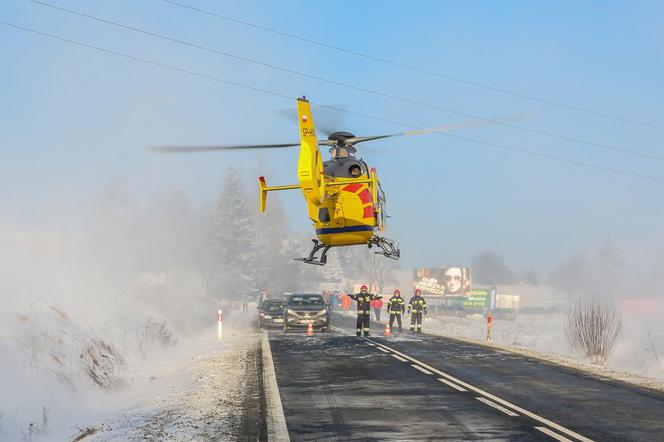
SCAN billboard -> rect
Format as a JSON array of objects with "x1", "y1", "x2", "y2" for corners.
[{"x1": 413, "y1": 267, "x2": 471, "y2": 297}]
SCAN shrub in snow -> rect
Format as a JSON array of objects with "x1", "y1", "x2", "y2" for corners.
[
  {"x1": 134, "y1": 316, "x2": 176, "y2": 360},
  {"x1": 565, "y1": 298, "x2": 622, "y2": 364},
  {"x1": 79, "y1": 339, "x2": 126, "y2": 388}
]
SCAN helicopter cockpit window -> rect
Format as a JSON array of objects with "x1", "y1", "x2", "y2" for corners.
[{"x1": 349, "y1": 164, "x2": 362, "y2": 178}]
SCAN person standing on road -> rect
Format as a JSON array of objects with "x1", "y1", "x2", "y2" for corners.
[
  {"x1": 371, "y1": 296, "x2": 384, "y2": 321},
  {"x1": 349, "y1": 285, "x2": 382, "y2": 337},
  {"x1": 407, "y1": 288, "x2": 427, "y2": 333},
  {"x1": 257, "y1": 290, "x2": 268, "y2": 308},
  {"x1": 241, "y1": 293, "x2": 249, "y2": 312},
  {"x1": 387, "y1": 289, "x2": 406, "y2": 333},
  {"x1": 340, "y1": 292, "x2": 352, "y2": 315},
  {"x1": 330, "y1": 291, "x2": 338, "y2": 313}
]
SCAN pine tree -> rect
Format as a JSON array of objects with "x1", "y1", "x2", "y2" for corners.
[
  {"x1": 254, "y1": 192, "x2": 302, "y2": 295},
  {"x1": 210, "y1": 167, "x2": 258, "y2": 299}
]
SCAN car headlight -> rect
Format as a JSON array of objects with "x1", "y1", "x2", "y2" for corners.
[
  {"x1": 264, "y1": 314, "x2": 272, "y2": 319},
  {"x1": 287, "y1": 309, "x2": 296, "y2": 315},
  {"x1": 318, "y1": 309, "x2": 327, "y2": 315},
  {"x1": 259, "y1": 313, "x2": 265, "y2": 318}
]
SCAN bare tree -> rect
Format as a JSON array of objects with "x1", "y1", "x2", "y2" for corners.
[
  {"x1": 565, "y1": 298, "x2": 622, "y2": 364},
  {"x1": 369, "y1": 253, "x2": 397, "y2": 294}
]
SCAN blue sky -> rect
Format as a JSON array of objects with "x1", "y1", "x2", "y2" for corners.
[{"x1": 2, "y1": 0, "x2": 664, "y2": 272}]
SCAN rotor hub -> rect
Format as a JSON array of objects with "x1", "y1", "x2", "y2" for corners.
[{"x1": 328, "y1": 131, "x2": 356, "y2": 147}]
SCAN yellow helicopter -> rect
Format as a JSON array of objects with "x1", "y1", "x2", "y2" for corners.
[{"x1": 151, "y1": 96, "x2": 511, "y2": 265}]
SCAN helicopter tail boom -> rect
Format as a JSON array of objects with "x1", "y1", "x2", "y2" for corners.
[{"x1": 258, "y1": 176, "x2": 299, "y2": 212}]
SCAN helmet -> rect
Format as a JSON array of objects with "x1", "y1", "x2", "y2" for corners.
[
  {"x1": 393, "y1": 289, "x2": 401, "y2": 295},
  {"x1": 415, "y1": 288, "x2": 422, "y2": 295},
  {"x1": 360, "y1": 284, "x2": 368, "y2": 291}
]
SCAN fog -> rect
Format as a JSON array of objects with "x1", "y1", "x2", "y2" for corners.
[
  {"x1": 3, "y1": 1, "x2": 664, "y2": 438},
  {"x1": 3, "y1": 161, "x2": 664, "y2": 439}
]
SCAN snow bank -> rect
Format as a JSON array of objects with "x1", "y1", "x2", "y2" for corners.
[
  {"x1": 0, "y1": 301, "x2": 258, "y2": 441},
  {"x1": 84, "y1": 318, "x2": 261, "y2": 441}
]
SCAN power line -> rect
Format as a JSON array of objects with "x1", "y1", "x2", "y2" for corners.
[
  {"x1": 29, "y1": 0, "x2": 664, "y2": 163},
  {"x1": 161, "y1": 0, "x2": 664, "y2": 132},
  {"x1": 2, "y1": 19, "x2": 663, "y2": 184}
]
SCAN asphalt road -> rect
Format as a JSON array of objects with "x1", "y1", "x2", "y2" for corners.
[{"x1": 266, "y1": 313, "x2": 664, "y2": 441}]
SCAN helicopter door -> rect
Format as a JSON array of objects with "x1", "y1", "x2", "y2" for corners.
[{"x1": 333, "y1": 195, "x2": 346, "y2": 227}]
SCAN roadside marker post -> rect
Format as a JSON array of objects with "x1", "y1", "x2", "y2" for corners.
[
  {"x1": 217, "y1": 309, "x2": 223, "y2": 340},
  {"x1": 486, "y1": 312, "x2": 493, "y2": 342}
]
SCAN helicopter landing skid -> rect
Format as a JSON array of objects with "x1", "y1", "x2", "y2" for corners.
[
  {"x1": 295, "y1": 239, "x2": 331, "y2": 266},
  {"x1": 368, "y1": 236, "x2": 400, "y2": 260}
]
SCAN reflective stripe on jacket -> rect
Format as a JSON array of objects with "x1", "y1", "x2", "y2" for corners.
[
  {"x1": 349, "y1": 292, "x2": 381, "y2": 312},
  {"x1": 408, "y1": 295, "x2": 427, "y2": 313},
  {"x1": 387, "y1": 295, "x2": 406, "y2": 314}
]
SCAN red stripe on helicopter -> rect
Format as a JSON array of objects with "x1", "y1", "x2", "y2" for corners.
[
  {"x1": 342, "y1": 183, "x2": 363, "y2": 193},
  {"x1": 358, "y1": 189, "x2": 372, "y2": 204},
  {"x1": 363, "y1": 206, "x2": 375, "y2": 218}
]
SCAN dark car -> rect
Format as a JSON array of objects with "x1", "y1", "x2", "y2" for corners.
[
  {"x1": 259, "y1": 299, "x2": 287, "y2": 328},
  {"x1": 283, "y1": 294, "x2": 330, "y2": 332}
]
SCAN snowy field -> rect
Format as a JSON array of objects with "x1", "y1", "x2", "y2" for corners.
[{"x1": 422, "y1": 312, "x2": 664, "y2": 385}]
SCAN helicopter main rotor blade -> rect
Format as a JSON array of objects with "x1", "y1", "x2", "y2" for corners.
[
  {"x1": 148, "y1": 142, "x2": 301, "y2": 154},
  {"x1": 346, "y1": 113, "x2": 529, "y2": 145}
]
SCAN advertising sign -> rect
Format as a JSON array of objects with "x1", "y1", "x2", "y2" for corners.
[
  {"x1": 462, "y1": 289, "x2": 489, "y2": 308},
  {"x1": 413, "y1": 267, "x2": 471, "y2": 297}
]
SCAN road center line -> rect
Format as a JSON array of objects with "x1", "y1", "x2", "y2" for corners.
[
  {"x1": 411, "y1": 364, "x2": 433, "y2": 375},
  {"x1": 377, "y1": 347, "x2": 390, "y2": 353},
  {"x1": 363, "y1": 337, "x2": 593, "y2": 442},
  {"x1": 392, "y1": 354, "x2": 408, "y2": 362},
  {"x1": 535, "y1": 426, "x2": 574, "y2": 442},
  {"x1": 476, "y1": 397, "x2": 519, "y2": 417},
  {"x1": 437, "y1": 378, "x2": 467, "y2": 392}
]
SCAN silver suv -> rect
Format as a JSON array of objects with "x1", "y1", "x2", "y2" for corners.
[{"x1": 283, "y1": 294, "x2": 330, "y2": 332}]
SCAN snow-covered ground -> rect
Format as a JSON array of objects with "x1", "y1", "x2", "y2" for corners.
[
  {"x1": 422, "y1": 312, "x2": 664, "y2": 388},
  {"x1": 0, "y1": 303, "x2": 261, "y2": 442},
  {"x1": 85, "y1": 322, "x2": 261, "y2": 441}
]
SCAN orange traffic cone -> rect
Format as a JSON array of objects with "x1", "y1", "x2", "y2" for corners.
[
  {"x1": 307, "y1": 322, "x2": 314, "y2": 336},
  {"x1": 384, "y1": 322, "x2": 391, "y2": 336}
]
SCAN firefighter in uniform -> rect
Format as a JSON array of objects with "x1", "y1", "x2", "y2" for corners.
[
  {"x1": 349, "y1": 285, "x2": 382, "y2": 336},
  {"x1": 387, "y1": 289, "x2": 406, "y2": 333},
  {"x1": 407, "y1": 288, "x2": 427, "y2": 333}
]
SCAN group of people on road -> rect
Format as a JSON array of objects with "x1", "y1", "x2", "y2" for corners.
[{"x1": 349, "y1": 285, "x2": 428, "y2": 336}]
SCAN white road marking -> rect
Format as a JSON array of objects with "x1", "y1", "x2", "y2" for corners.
[
  {"x1": 411, "y1": 364, "x2": 433, "y2": 375},
  {"x1": 261, "y1": 332, "x2": 290, "y2": 442},
  {"x1": 363, "y1": 338, "x2": 593, "y2": 442},
  {"x1": 392, "y1": 354, "x2": 408, "y2": 362},
  {"x1": 476, "y1": 397, "x2": 519, "y2": 417},
  {"x1": 366, "y1": 343, "x2": 376, "y2": 346},
  {"x1": 377, "y1": 347, "x2": 390, "y2": 353},
  {"x1": 535, "y1": 426, "x2": 574, "y2": 442},
  {"x1": 437, "y1": 378, "x2": 467, "y2": 392}
]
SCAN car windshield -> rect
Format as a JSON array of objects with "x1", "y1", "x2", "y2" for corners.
[
  {"x1": 288, "y1": 295, "x2": 324, "y2": 306},
  {"x1": 264, "y1": 302, "x2": 286, "y2": 312}
]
